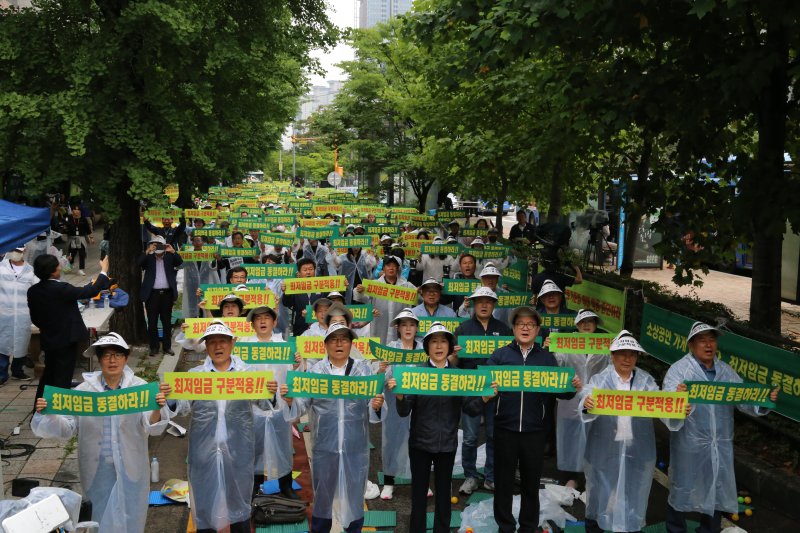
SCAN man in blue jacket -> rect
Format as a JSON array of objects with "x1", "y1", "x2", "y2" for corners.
[
  {"x1": 487, "y1": 305, "x2": 583, "y2": 533},
  {"x1": 138, "y1": 235, "x2": 183, "y2": 357}
]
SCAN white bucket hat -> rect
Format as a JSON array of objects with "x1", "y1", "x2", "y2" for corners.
[
  {"x1": 468, "y1": 286, "x2": 498, "y2": 301},
  {"x1": 687, "y1": 321, "x2": 722, "y2": 342},
  {"x1": 574, "y1": 308, "x2": 601, "y2": 326},
  {"x1": 470, "y1": 238, "x2": 485, "y2": 247},
  {"x1": 423, "y1": 321, "x2": 454, "y2": 343},
  {"x1": 92, "y1": 332, "x2": 130, "y2": 355},
  {"x1": 479, "y1": 263, "x2": 502, "y2": 278},
  {"x1": 324, "y1": 322, "x2": 358, "y2": 341},
  {"x1": 392, "y1": 308, "x2": 420, "y2": 326},
  {"x1": 537, "y1": 280, "x2": 563, "y2": 299},
  {"x1": 200, "y1": 320, "x2": 236, "y2": 342},
  {"x1": 610, "y1": 330, "x2": 646, "y2": 353},
  {"x1": 419, "y1": 278, "x2": 444, "y2": 289}
]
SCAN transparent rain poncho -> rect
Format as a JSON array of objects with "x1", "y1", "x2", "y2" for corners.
[
  {"x1": 353, "y1": 274, "x2": 417, "y2": 344},
  {"x1": 578, "y1": 365, "x2": 659, "y2": 532},
  {"x1": 284, "y1": 356, "x2": 381, "y2": 526},
  {"x1": 31, "y1": 367, "x2": 169, "y2": 533},
  {"x1": 181, "y1": 260, "x2": 219, "y2": 319},
  {"x1": 554, "y1": 351, "x2": 609, "y2": 472},
  {"x1": 0, "y1": 259, "x2": 37, "y2": 358},
  {"x1": 662, "y1": 353, "x2": 770, "y2": 515},
  {"x1": 168, "y1": 355, "x2": 273, "y2": 531}
]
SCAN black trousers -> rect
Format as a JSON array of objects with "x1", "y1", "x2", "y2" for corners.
[
  {"x1": 494, "y1": 427, "x2": 547, "y2": 533},
  {"x1": 409, "y1": 447, "x2": 455, "y2": 533},
  {"x1": 35, "y1": 342, "x2": 78, "y2": 401},
  {"x1": 68, "y1": 244, "x2": 86, "y2": 269},
  {"x1": 196, "y1": 519, "x2": 250, "y2": 533},
  {"x1": 145, "y1": 289, "x2": 174, "y2": 352},
  {"x1": 666, "y1": 503, "x2": 722, "y2": 533}
]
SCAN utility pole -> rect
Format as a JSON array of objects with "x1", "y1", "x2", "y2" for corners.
[{"x1": 291, "y1": 123, "x2": 296, "y2": 182}]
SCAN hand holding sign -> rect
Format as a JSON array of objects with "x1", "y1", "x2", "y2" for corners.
[
  {"x1": 584, "y1": 394, "x2": 595, "y2": 411},
  {"x1": 482, "y1": 381, "x2": 499, "y2": 403},
  {"x1": 372, "y1": 394, "x2": 385, "y2": 411},
  {"x1": 280, "y1": 384, "x2": 291, "y2": 406},
  {"x1": 572, "y1": 375, "x2": 583, "y2": 392}
]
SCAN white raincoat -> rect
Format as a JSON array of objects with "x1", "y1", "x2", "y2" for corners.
[
  {"x1": 662, "y1": 353, "x2": 769, "y2": 515},
  {"x1": 579, "y1": 365, "x2": 659, "y2": 532},
  {"x1": 555, "y1": 350, "x2": 609, "y2": 472},
  {"x1": 31, "y1": 367, "x2": 169, "y2": 533},
  {"x1": 284, "y1": 356, "x2": 381, "y2": 526},
  {"x1": 380, "y1": 338, "x2": 423, "y2": 480},
  {"x1": 240, "y1": 333, "x2": 294, "y2": 481},
  {"x1": 168, "y1": 355, "x2": 274, "y2": 531},
  {"x1": 0, "y1": 259, "x2": 37, "y2": 357},
  {"x1": 181, "y1": 260, "x2": 219, "y2": 319},
  {"x1": 353, "y1": 275, "x2": 417, "y2": 344}
]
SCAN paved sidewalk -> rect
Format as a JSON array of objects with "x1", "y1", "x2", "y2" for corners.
[{"x1": 632, "y1": 265, "x2": 800, "y2": 340}]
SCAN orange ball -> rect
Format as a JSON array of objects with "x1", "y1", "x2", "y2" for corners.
[
  {"x1": 744, "y1": 509, "x2": 753, "y2": 517},
  {"x1": 731, "y1": 514, "x2": 740, "y2": 521},
  {"x1": 744, "y1": 496, "x2": 752, "y2": 504},
  {"x1": 451, "y1": 496, "x2": 458, "y2": 504}
]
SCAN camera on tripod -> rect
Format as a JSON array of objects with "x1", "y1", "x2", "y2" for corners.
[{"x1": 576, "y1": 209, "x2": 610, "y2": 242}]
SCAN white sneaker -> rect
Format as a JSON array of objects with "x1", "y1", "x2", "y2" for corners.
[
  {"x1": 380, "y1": 485, "x2": 394, "y2": 500},
  {"x1": 78, "y1": 269, "x2": 86, "y2": 276},
  {"x1": 458, "y1": 477, "x2": 480, "y2": 495},
  {"x1": 364, "y1": 480, "x2": 380, "y2": 500},
  {"x1": 427, "y1": 487, "x2": 433, "y2": 497}
]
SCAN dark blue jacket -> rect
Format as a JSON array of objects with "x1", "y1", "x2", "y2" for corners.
[
  {"x1": 138, "y1": 252, "x2": 183, "y2": 300},
  {"x1": 486, "y1": 341, "x2": 575, "y2": 433}
]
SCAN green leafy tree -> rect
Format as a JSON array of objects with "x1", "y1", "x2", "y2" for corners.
[{"x1": 0, "y1": 0, "x2": 335, "y2": 339}]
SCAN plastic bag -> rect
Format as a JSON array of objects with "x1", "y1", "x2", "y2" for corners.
[
  {"x1": 0, "y1": 487, "x2": 83, "y2": 531},
  {"x1": 108, "y1": 288, "x2": 129, "y2": 308},
  {"x1": 457, "y1": 491, "x2": 577, "y2": 533}
]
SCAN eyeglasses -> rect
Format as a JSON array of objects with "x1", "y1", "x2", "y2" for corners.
[
  {"x1": 99, "y1": 352, "x2": 126, "y2": 360},
  {"x1": 327, "y1": 336, "x2": 351, "y2": 344},
  {"x1": 514, "y1": 322, "x2": 538, "y2": 330}
]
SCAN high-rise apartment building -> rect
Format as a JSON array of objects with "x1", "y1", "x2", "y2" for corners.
[{"x1": 358, "y1": 0, "x2": 413, "y2": 29}]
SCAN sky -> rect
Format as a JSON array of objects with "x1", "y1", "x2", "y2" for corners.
[{"x1": 308, "y1": 0, "x2": 357, "y2": 85}]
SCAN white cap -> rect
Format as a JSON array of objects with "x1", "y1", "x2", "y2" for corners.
[
  {"x1": 432, "y1": 236, "x2": 444, "y2": 244},
  {"x1": 687, "y1": 321, "x2": 722, "y2": 341},
  {"x1": 92, "y1": 332, "x2": 130, "y2": 354},
  {"x1": 446, "y1": 236, "x2": 458, "y2": 244},
  {"x1": 610, "y1": 330, "x2": 646, "y2": 353},
  {"x1": 419, "y1": 277, "x2": 444, "y2": 289},
  {"x1": 380, "y1": 234, "x2": 393, "y2": 242},
  {"x1": 423, "y1": 321, "x2": 454, "y2": 342},
  {"x1": 391, "y1": 308, "x2": 420, "y2": 326},
  {"x1": 220, "y1": 292, "x2": 245, "y2": 308},
  {"x1": 327, "y1": 291, "x2": 345, "y2": 301},
  {"x1": 200, "y1": 320, "x2": 236, "y2": 341},
  {"x1": 471, "y1": 238, "x2": 485, "y2": 247},
  {"x1": 324, "y1": 322, "x2": 358, "y2": 341},
  {"x1": 479, "y1": 263, "x2": 501, "y2": 278},
  {"x1": 149, "y1": 235, "x2": 166, "y2": 245},
  {"x1": 537, "y1": 280, "x2": 563, "y2": 299},
  {"x1": 574, "y1": 308, "x2": 601, "y2": 326},
  {"x1": 468, "y1": 286, "x2": 498, "y2": 301},
  {"x1": 246, "y1": 305, "x2": 277, "y2": 321},
  {"x1": 234, "y1": 284, "x2": 249, "y2": 292}
]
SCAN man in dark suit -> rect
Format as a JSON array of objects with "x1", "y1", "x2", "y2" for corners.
[
  {"x1": 139, "y1": 235, "x2": 183, "y2": 356},
  {"x1": 28, "y1": 254, "x2": 110, "y2": 401}
]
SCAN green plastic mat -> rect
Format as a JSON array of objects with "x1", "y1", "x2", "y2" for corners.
[
  {"x1": 564, "y1": 521, "x2": 700, "y2": 533},
  {"x1": 364, "y1": 510, "x2": 397, "y2": 528},
  {"x1": 255, "y1": 520, "x2": 309, "y2": 533},
  {"x1": 467, "y1": 491, "x2": 493, "y2": 504},
  {"x1": 377, "y1": 471, "x2": 412, "y2": 485},
  {"x1": 426, "y1": 511, "x2": 461, "y2": 529}
]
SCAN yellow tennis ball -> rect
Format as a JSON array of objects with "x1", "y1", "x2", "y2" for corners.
[
  {"x1": 744, "y1": 496, "x2": 752, "y2": 504},
  {"x1": 744, "y1": 509, "x2": 753, "y2": 517},
  {"x1": 451, "y1": 496, "x2": 458, "y2": 504},
  {"x1": 731, "y1": 513, "x2": 740, "y2": 521}
]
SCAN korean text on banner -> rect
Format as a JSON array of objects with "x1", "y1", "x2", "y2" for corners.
[
  {"x1": 539, "y1": 314, "x2": 577, "y2": 330},
  {"x1": 183, "y1": 318, "x2": 254, "y2": 338},
  {"x1": 457, "y1": 336, "x2": 514, "y2": 358},
  {"x1": 392, "y1": 367, "x2": 493, "y2": 396},
  {"x1": 496, "y1": 293, "x2": 534, "y2": 308},
  {"x1": 549, "y1": 333, "x2": 616, "y2": 355},
  {"x1": 488, "y1": 366, "x2": 575, "y2": 392},
  {"x1": 564, "y1": 280, "x2": 626, "y2": 333},
  {"x1": 685, "y1": 381, "x2": 775, "y2": 408},
  {"x1": 589, "y1": 389, "x2": 688, "y2": 419},
  {"x1": 305, "y1": 304, "x2": 373, "y2": 323},
  {"x1": 369, "y1": 340, "x2": 428, "y2": 364},
  {"x1": 417, "y1": 317, "x2": 467, "y2": 335},
  {"x1": 443, "y1": 279, "x2": 480, "y2": 296},
  {"x1": 204, "y1": 288, "x2": 277, "y2": 310},
  {"x1": 640, "y1": 303, "x2": 800, "y2": 421},
  {"x1": 285, "y1": 371, "x2": 384, "y2": 399},
  {"x1": 43, "y1": 383, "x2": 160, "y2": 416},
  {"x1": 233, "y1": 341, "x2": 296, "y2": 364},
  {"x1": 284, "y1": 276, "x2": 347, "y2": 294},
  {"x1": 164, "y1": 371, "x2": 274, "y2": 400},
  {"x1": 362, "y1": 280, "x2": 418, "y2": 305}
]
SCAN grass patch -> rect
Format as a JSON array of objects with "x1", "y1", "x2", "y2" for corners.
[{"x1": 63, "y1": 435, "x2": 77, "y2": 459}]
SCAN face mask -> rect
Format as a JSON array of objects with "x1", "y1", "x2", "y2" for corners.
[
  {"x1": 7, "y1": 252, "x2": 23, "y2": 262},
  {"x1": 155, "y1": 249, "x2": 166, "y2": 255}
]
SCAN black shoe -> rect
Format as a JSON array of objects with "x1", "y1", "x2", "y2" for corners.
[
  {"x1": 163, "y1": 348, "x2": 175, "y2": 356},
  {"x1": 281, "y1": 488, "x2": 301, "y2": 500},
  {"x1": 11, "y1": 373, "x2": 32, "y2": 381},
  {"x1": 23, "y1": 357, "x2": 35, "y2": 369},
  {"x1": 149, "y1": 351, "x2": 159, "y2": 357}
]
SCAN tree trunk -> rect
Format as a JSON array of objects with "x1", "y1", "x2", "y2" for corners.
[
  {"x1": 748, "y1": 20, "x2": 788, "y2": 334},
  {"x1": 546, "y1": 159, "x2": 564, "y2": 223},
  {"x1": 495, "y1": 175, "x2": 508, "y2": 232},
  {"x1": 619, "y1": 134, "x2": 653, "y2": 278},
  {"x1": 109, "y1": 192, "x2": 147, "y2": 342}
]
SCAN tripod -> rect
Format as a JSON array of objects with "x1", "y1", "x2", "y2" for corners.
[{"x1": 582, "y1": 226, "x2": 615, "y2": 271}]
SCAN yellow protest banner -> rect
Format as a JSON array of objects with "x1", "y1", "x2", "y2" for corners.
[
  {"x1": 284, "y1": 276, "x2": 347, "y2": 294},
  {"x1": 589, "y1": 389, "x2": 688, "y2": 419},
  {"x1": 204, "y1": 288, "x2": 277, "y2": 310},
  {"x1": 362, "y1": 280, "x2": 419, "y2": 305},
  {"x1": 164, "y1": 371, "x2": 274, "y2": 400},
  {"x1": 295, "y1": 336, "x2": 380, "y2": 359},
  {"x1": 183, "y1": 318, "x2": 254, "y2": 339}
]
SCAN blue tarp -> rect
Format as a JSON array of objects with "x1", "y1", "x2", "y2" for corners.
[{"x1": 0, "y1": 200, "x2": 51, "y2": 254}]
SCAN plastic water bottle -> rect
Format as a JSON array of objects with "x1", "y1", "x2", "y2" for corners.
[
  {"x1": 102, "y1": 293, "x2": 110, "y2": 308},
  {"x1": 88, "y1": 297, "x2": 96, "y2": 309},
  {"x1": 150, "y1": 457, "x2": 159, "y2": 483}
]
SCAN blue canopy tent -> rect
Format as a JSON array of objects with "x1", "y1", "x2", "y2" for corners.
[{"x1": 0, "y1": 200, "x2": 51, "y2": 254}]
